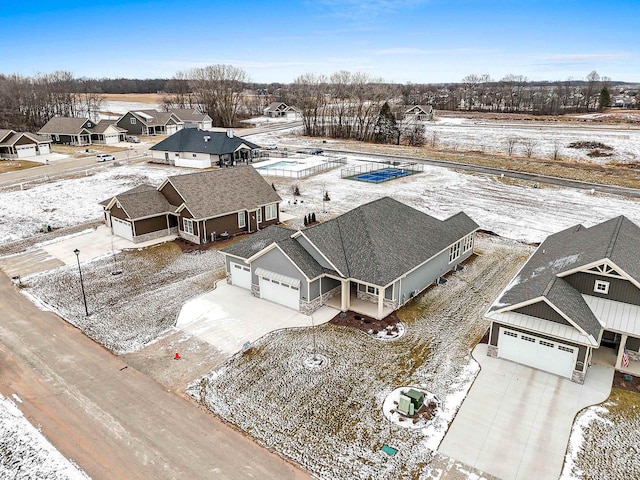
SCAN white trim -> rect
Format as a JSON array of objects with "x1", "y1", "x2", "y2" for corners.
[
  {"x1": 594, "y1": 279, "x2": 610, "y2": 294},
  {"x1": 558, "y1": 258, "x2": 640, "y2": 289},
  {"x1": 541, "y1": 297, "x2": 589, "y2": 337},
  {"x1": 492, "y1": 296, "x2": 546, "y2": 314},
  {"x1": 238, "y1": 211, "x2": 246, "y2": 228},
  {"x1": 183, "y1": 218, "x2": 194, "y2": 235},
  {"x1": 293, "y1": 232, "x2": 346, "y2": 278},
  {"x1": 265, "y1": 203, "x2": 277, "y2": 221},
  {"x1": 255, "y1": 267, "x2": 301, "y2": 288},
  {"x1": 256, "y1": 208, "x2": 262, "y2": 223}
]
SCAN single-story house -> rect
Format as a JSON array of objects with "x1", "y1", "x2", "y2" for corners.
[
  {"x1": 38, "y1": 117, "x2": 97, "y2": 146},
  {"x1": 263, "y1": 102, "x2": 302, "y2": 119},
  {"x1": 90, "y1": 120, "x2": 127, "y2": 145},
  {"x1": 403, "y1": 105, "x2": 434, "y2": 121},
  {"x1": 116, "y1": 110, "x2": 183, "y2": 136},
  {"x1": 222, "y1": 197, "x2": 478, "y2": 319},
  {"x1": 100, "y1": 166, "x2": 281, "y2": 244},
  {"x1": 0, "y1": 129, "x2": 51, "y2": 159},
  {"x1": 169, "y1": 109, "x2": 213, "y2": 130},
  {"x1": 149, "y1": 129, "x2": 261, "y2": 169},
  {"x1": 485, "y1": 216, "x2": 640, "y2": 384}
]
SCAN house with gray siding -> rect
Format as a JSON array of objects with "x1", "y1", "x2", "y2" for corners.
[
  {"x1": 222, "y1": 197, "x2": 478, "y2": 319},
  {"x1": 485, "y1": 215, "x2": 640, "y2": 384},
  {"x1": 100, "y1": 166, "x2": 281, "y2": 244},
  {"x1": 169, "y1": 108, "x2": 213, "y2": 130},
  {"x1": 116, "y1": 110, "x2": 183, "y2": 136}
]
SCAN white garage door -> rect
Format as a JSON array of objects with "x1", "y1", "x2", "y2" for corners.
[
  {"x1": 17, "y1": 146, "x2": 36, "y2": 158},
  {"x1": 230, "y1": 262, "x2": 251, "y2": 290},
  {"x1": 166, "y1": 125, "x2": 178, "y2": 135},
  {"x1": 256, "y1": 268, "x2": 299, "y2": 310},
  {"x1": 39, "y1": 144, "x2": 50, "y2": 155},
  {"x1": 112, "y1": 217, "x2": 133, "y2": 241},
  {"x1": 105, "y1": 135, "x2": 119, "y2": 145},
  {"x1": 498, "y1": 327, "x2": 577, "y2": 379}
]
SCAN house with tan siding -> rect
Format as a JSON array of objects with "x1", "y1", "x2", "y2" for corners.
[{"x1": 0, "y1": 129, "x2": 51, "y2": 159}]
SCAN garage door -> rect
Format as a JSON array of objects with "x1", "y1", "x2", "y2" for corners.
[
  {"x1": 17, "y1": 146, "x2": 36, "y2": 158},
  {"x1": 230, "y1": 262, "x2": 251, "y2": 290},
  {"x1": 498, "y1": 327, "x2": 577, "y2": 379},
  {"x1": 112, "y1": 217, "x2": 133, "y2": 241},
  {"x1": 256, "y1": 268, "x2": 299, "y2": 310},
  {"x1": 105, "y1": 135, "x2": 119, "y2": 145},
  {"x1": 38, "y1": 144, "x2": 50, "y2": 155}
]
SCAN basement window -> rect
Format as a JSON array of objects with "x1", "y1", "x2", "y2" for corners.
[{"x1": 594, "y1": 280, "x2": 610, "y2": 294}]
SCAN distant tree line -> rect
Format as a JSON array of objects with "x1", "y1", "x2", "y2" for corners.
[{"x1": 0, "y1": 67, "x2": 629, "y2": 134}]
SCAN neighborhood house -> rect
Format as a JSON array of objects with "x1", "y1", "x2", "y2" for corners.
[
  {"x1": 169, "y1": 108, "x2": 213, "y2": 130},
  {"x1": 263, "y1": 102, "x2": 302, "y2": 119},
  {"x1": 100, "y1": 166, "x2": 281, "y2": 244},
  {"x1": 222, "y1": 197, "x2": 478, "y2": 319},
  {"x1": 116, "y1": 110, "x2": 183, "y2": 136},
  {"x1": 486, "y1": 216, "x2": 640, "y2": 383},
  {"x1": 149, "y1": 129, "x2": 261, "y2": 169},
  {"x1": 0, "y1": 129, "x2": 51, "y2": 159}
]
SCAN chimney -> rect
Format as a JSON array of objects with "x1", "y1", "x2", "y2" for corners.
[{"x1": 226, "y1": 129, "x2": 234, "y2": 138}]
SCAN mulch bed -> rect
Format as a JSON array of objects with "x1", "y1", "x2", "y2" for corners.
[
  {"x1": 612, "y1": 370, "x2": 640, "y2": 393},
  {"x1": 330, "y1": 309, "x2": 401, "y2": 334},
  {"x1": 172, "y1": 235, "x2": 245, "y2": 253}
]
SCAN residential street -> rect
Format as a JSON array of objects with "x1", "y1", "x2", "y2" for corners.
[{"x1": 0, "y1": 273, "x2": 310, "y2": 480}]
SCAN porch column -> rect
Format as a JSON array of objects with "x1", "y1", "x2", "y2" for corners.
[
  {"x1": 340, "y1": 280, "x2": 350, "y2": 312},
  {"x1": 615, "y1": 334, "x2": 629, "y2": 369},
  {"x1": 377, "y1": 290, "x2": 384, "y2": 319}
]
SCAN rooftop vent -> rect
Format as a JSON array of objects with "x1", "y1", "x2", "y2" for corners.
[
  {"x1": 203, "y1": 135, "x2": 210, "y2": 142},
  {"x1": 226, "y1": 129, "x2": 234, "y2": 138}
]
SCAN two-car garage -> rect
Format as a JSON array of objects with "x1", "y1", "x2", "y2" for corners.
[
  {"x1": 497, "y1": 327, "x2": 578, "y2": 379},
  {"x1": 229, "y1": 263, "x2": 301, "y2": 311}
]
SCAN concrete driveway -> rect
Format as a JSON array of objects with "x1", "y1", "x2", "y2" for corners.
[
  {"x1": 0, "y1": 225, "x2": 175, "y2": 278},
  {"x1": 439, "y1": 344, "x2": 613, "y2": 480},
  {"x1": 177, "y1": 282, "x2": 338, "y2": 356}
]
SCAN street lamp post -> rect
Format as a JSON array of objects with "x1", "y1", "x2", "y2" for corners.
[{"x1": 74, "y1": 249, "x2": 89, "y2": 316}]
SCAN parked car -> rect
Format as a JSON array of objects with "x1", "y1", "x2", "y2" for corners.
[
  {"x1": 96, "y1": 153, "x2": 116, "y2": 162},
  {"x1": 310, "y1": 148, "x2": 324, "y2": 155},
  {"x1": 264, "y1": 143, "x2": 277, "y2": 150},
  {"x1": 127, "y1": 136, "x2": 141, "y2": 143}
]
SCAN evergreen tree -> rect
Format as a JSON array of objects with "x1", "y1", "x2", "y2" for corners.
[
  {"x1": 374, "y1": 101, "x2": 399, "y2": 144},
  {"x1": 598, "y1": 87, "x2": 611, "y2": 111},
  {"x1": 311, "y1": 212, "x2": 316, "y2": 223},
  {"x1": 303, "y1": 215, "x2": 308, "y2": 226}
]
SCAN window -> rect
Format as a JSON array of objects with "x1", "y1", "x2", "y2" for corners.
[
  {"x1": 594, "y1": 280, "x2": 610, "y2": 294},
  {"x1": 54, "y1": 134, "x2": 60, "y2": 141},
  {"x1": 463, "y1": 234, "x2": 474, "y2": 253},
  {"x1": 238, "y1": 211, "x2": 246, "y2": 228},
  {"x1": 522, "y1": 335, "x2": 536, "y2": 343},
  {"x1": 503, "y1": 331, "x2": 517, "y2": 338},
  {"x1": 558, "y1": 346, "x2": 574, "y2": 353},
  {"x1": 183, "y1": 218, "x2": 194, "y2": 235},
  {"x1": 540, "y1": 340, "x2": 554, "y2": 348},
  {"x1": 449, "y1": 241, "x2": 461, "y2": 263},
  {"x1": 256, "y1": 208, "x2": 262, "y2": 223},
  {"x1": 192, "y1": 153, "x2": 197, "y2": 158},
  {"x1": 265, "y1": 204, "x2": 277, "y2": 221},
  {"x1": 130, "y1": 117, "x2": 137, "y2": 125},
  {"x1": 366, "y1": 285, "x2": 379, "y2": 295}
]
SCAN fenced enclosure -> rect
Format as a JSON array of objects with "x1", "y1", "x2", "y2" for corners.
[
  {"x1": 341, "y1": 161, "x2": 424, "y2": 183},
  {"x1": 254, "y1": 155, "x2": 347, "y2": 179}
]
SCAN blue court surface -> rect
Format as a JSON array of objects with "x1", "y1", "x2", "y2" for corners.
[{"x1": 351, "y1": 167, "x2": 413, "y2": 183}]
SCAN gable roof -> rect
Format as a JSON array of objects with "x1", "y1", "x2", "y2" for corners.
[
  {"x1": 0, "y1": 131, "x2": 50, "y2": 147},
  {"x1": 128, "y1": 109, "x2": 181, "y2": 127},
  {"x1": 222, "y1": 225, "x2": 296, "y2": 259},
  {"x1": 165, "y1": 166, "x2": 281, "y2": 219},
  {"x1": 38, "y1": 117, "x2": 93, "y2": 135},
  {"x1": 0, "y1": 129, "x2": 15, "y2": 143},
  {"x1": 91, "y1": 120, "x2": 126, "y2": 134},
  {"x1": 169, "y1": 109, "x2": 211, "y2": 123},
  {"x1": 405, "y1": 105, "x2": 433, "y2": 114},
  {"x1": 489, "y1": 216, "x2": 640, "y2": 341},
  {"x1": 103, "y1": 184, "x2": 173, "y2": 219},
  {"x1": 302, "y1": 197, "x2": 478, "y2": 286},
  {"x1": 150, "y1": 129, "x2": 260, "y2": 155}
]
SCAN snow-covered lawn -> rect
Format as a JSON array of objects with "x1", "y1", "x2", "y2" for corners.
[
  {"x1": 561, "y1": 388, "x2": 640, "y2": 480},
  {"x1": 0, "y1": 164, "x2": 187, "y2": 246},
  {"x1": 24, "y1": 242, "x2": 225, "y2": 354},
  {"x1": 0, "y1": 395, "x2": 88, "y2": 480},
  {"x1": 188, "y1": 235, "x2": 532, "y2": 480}
]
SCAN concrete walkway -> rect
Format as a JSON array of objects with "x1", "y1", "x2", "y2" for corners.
[
  {"x1": 177, "y1": 282, "x2": 338, "y2": 356},
  {"x1": 439, "y1": 344, "x2": 613, "y2": 480}
]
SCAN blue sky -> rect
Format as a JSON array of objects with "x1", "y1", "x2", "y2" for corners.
[{"x1": 2, "y1": 0, "x2": 638, "y2": 83}]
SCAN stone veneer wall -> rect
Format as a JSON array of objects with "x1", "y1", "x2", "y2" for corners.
[
  {"x1": 356, "y1": 290, "x2": 399, "y2": 310},
  {"x1": 300, "y1": 285, "x2": 342, "y2": 315},
  {"x1": 179, "y1": 230, "x2": 200, "y2": 245},
  {"x1": 133, "y1": 227, "x2": 178, "y2": 244},
  {"x1": 487, "y1": 345, "x2": 498, "y2": 358},
  {"x1": 251, "y1": 284, "x2": 260, "y2": 298}
]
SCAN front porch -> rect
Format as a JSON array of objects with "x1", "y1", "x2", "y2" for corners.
[
  {"x1": 325, "y1": 280, "x2": 393, "y2": 320},
  {"x1": 591, "y1": 332, "x2": 640, "y2": 376}
]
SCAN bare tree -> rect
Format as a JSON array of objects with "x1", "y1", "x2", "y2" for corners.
[
  {"x1": 551, "y1": 140, "x2": 561, "y2": 161},
  {"x1": 505, "y1": 137, "x2": 519, "y2": 156},
  {"x1": 522, "y1": 138, "x2": 536, "y2": 158}
]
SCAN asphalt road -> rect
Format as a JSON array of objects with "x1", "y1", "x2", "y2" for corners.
[
  {"x1": 324, "y1": 148, "x2": 640, "y2": 199},
  {"x1": 0, "y1": 273, "x2": 310, "y2": 480}
]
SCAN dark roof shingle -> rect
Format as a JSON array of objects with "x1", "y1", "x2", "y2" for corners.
[{"x1": 150, "y1": 129, "x2": 259, "y2": 155}]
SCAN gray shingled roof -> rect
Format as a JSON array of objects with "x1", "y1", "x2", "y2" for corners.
[
  {"x1": 169, "y1": 109, "x2": 211, "y2": 122},
  {"x1": 302, "y1": 197, "x2": 479, "y2": 286},
  {"x1": 491, "y1": 216, "x2": 640, "y2": 340},
  {"x1": 130, "y1": 110, "x2": 179, "y2": 127},
  {"x1": 0, "y1": 131, "x2": 49, "y2": 146},
  {"x1": 222, "y1": 225, "x2": 295, "y2": 259},
  {"x1": 167, "y1": 166, "x2": 281, "y2": 219},
  {"x1": 276, "y1": 237, "x2": 326, "y2": 279},
  {"x1": 150, "y1": 129, "x2": 260, "y2": 155},
  {"x1": 91, "y1": 120, "x2": 126, "y2": 134},
  {"x1": 99, "y1": 184, "x2": 172, "y2": 219},
  {"x1": 0, "y1": 129, "x2": 14, "y2": 142},
  {"x1": 38, "y1": 117, "x2": 92, "y2": 135}
]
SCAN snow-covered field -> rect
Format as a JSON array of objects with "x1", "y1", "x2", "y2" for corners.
[
  {"x1": 561, "y1": 389, "x2": 640, "y2": 480},
  {"x1": 188, "y1": 235, "x2": 532, "y2": 479},
  {"x1": 0, "y1": 395, "x2": 89, "y2": 480},
  {"x1": 0, "y1": 164, "x2": 187, "y2": 246},
  {"x1": 25, "y1": 242, "x2": 225, "y2": 354},
  {"x1": 99, "y1": 100, "x2": 161, "y2": 119}
]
